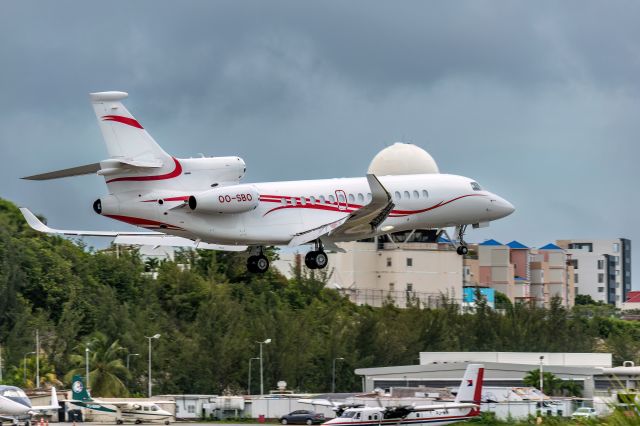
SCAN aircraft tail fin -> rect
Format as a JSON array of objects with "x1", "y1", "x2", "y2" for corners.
[
  {"x1": 71, "y1": 375, "x2": 93, "y2": 402},
  {"x1": 90, "y1": 91, "x2": 171, "y2": 163},
  {"x1": 454, "y1": 364, "x2": 484, "y2": 405}
]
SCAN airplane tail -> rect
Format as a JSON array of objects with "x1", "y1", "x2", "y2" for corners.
[
  {"x1": 90, "y1": 91, "x2": 171, "y2": 163},
  {"x1": 454, "y1": 364, "x2": 484, "y2": 406},
  {"x1": 70, "y1": 375, "x2": 93, "y2": 402}
]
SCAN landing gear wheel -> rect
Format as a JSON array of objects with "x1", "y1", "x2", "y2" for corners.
[
  {"x1": 164, "y1": 421, "x2": 170, "y2": 425},
  {"x1": 456, "y1": 245, "x2": 468, "y2": 255},
  {"x1": 253, "y1": 255, "x2": 269, "y2": 273},
  {"x1": 305, "y1": 251, "x2": 318, "y2": 269},
  {"x1": 314, "y1": 251, "x2": 328, "y2": 269}
]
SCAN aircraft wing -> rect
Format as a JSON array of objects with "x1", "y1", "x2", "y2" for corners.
[
  {"x1": 410, "y1": 403, "x2": 479, "y2": 411},
  {"x1": 288, "y1": 174, "x2": 394, "y2": 246},
  {"x1": 20, "y1": 208, "x2": 247, "y2": 252}
]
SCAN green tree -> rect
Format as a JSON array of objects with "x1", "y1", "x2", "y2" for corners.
[{"x1": 65, "y1": 332, "x2": 129, "y2": 396}]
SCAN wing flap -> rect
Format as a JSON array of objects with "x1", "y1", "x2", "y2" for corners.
[
  {"x1": 22, "y1": 163, "x2": 102, "y2": 180},
  {"x1": 114, "y1": 235, "x2": 247, "y2": 251}
]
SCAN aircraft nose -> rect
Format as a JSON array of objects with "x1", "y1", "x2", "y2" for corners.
[{"x1": 490, "y1": 194, "x2": 515, "y2": 218}]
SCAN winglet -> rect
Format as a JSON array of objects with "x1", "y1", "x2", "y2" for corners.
[
  {"x1": 366, "y1": 173, "x2": 392, "y2": 202},
  {"x1": 19, "y1": 208, "x2": 55, "y2": 233}
]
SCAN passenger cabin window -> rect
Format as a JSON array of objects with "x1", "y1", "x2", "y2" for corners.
[
  {"x1": 404, "y1": 190, "x2": 410, "y2": 199},
  {"x1": 413, "y1": 190, "x2": 419, "y2": 198},
  {"x1": 319, "y1": 195, "x2": 326, "y2": 204},
  {"x1": 354, "y1": 413, "x2": 361, "y2": 420},
  {"x1": 367, "y1": 193, "x2": 372, "y2": 201},
  {"x1": 281, "y1": 198, "x2": 287, "y2": 205},
  {"x1": 151, "y1": 406, "x2": 159, "y2": 411},
  {"x1": 394, "y1": 191, "x2": 401, "y2": 200},
  {"x1": 143, "y1": 406, "x2": 149, "y2": 411},
  {"x1": 348, "y1": 193, "x2": 355, "y2": 203},
  {"x1": 291, "y1": 198, "x2": 297, "y2": 206},
  {"x1": 357, "y1": 193, "x2": 364, "y2": 203},
  {"x1": 422, "y1": 190, "x2": 429, "y2": 198},
  {"x1": 329, "y1": 195, "x2": 336, "y2": 203},
  {"x1": 300, "y1": 197, "x2": 306, "y2": 206},
  {"x1": 309, "y1": 196, "x2": 316, "y2": 204},
  {"x1": 338, "y1": 193, "x2": 346, "y2": 203},
  {"x1": 470, "y1": 182, "x2": 482, "y2": 191}
]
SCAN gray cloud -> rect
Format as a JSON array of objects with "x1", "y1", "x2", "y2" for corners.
[{"x1": 1, "y1": 0, "x2": 639, "y2": 285}]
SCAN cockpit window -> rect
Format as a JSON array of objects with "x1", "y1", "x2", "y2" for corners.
[
  {"x1": 151, "y1": 405, "x2": 159, "y2": 411},
  {"x1": 470, "y1": 182, "x2": 482, "y2": 191},
  {"x1": 340, "y1": 411, "x2": 357, "y2": 418},
  {"x1": 2, "y1": 388, "x2": 27, "y2": 398}
]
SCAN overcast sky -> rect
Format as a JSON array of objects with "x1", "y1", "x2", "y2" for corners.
[{"x1": 1, "y1": 1, "x2": 638, "y2": 286}]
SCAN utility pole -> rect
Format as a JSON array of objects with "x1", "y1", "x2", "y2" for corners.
[
  {"x1": 85, "y1": 347, "x2": 90, "y2": 388},
  {"x1": 248, "y1": 357, "x2": 259, "y2": 395},
  {"x1": 35, "y1": 330, "x2": 40, "y2": 389},
  {"x1": 257, "y1": 339, "x2": 271, "y2": 395},
  {"x1": 146, "y1": 334, "x2": 160, "y2": 397},
  {"x1": 539, "y1": 355, "x2": 545, "y2": 416}
]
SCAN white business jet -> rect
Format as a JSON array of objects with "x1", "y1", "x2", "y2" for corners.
[
  {"x1": 0, "y1": 386, "x2": 59, "y2": 426},
  {"x1": 21, "y1": 92, "x2": 514, "y2": 273}
]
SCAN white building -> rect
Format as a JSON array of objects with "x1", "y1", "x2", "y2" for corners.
[
  {"x1": 556, "y1": 239, "x2": 631, "y2": 306},
  {"x1": 327, "y1": 234, "x2": 463, "y2": 308}
]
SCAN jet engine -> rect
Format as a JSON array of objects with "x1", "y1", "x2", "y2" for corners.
[
  {"x1": 92, "y1": 195, "x2": 120, "y2": 215},
  {"x1": 189, "y1": 185, "x2": 259, "y2": 214}
]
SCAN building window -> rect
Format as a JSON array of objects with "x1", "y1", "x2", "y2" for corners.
[
  {"x1": 598, "y1": 259, "x2": 604, "y2": 269},
  {"x1": 572, "y1": 259, "x2": 579, "y2": 269},
  {"x1": 598, "y1": 287, "x2": 604, "y2": 293},
  {"x1": 574, "y1": 273, "x2": 579, "y2": 283},
  {"x1": 598, "y1": 273, "x2": 604, "y2": 283},
  {"x1": 406, "y1": 283, "x2": 413, "y2": 292},
  {"x1": 613, "y1": 243, "x2": 620, "y2": 253},
  {"x1": 187, "y1": 406, "x2": 195, "y2": 413},
  {"x1": 389, "y1": 283, "x2": 395, "y2": 291},
  {"x1": 386, "y1": 258, "x2": 392, "y2": 267},
  {"x1": 406, "y1": 258, "x2": 413, "y2": 267}
]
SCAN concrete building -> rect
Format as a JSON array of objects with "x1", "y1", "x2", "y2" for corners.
[
  {"x1": 327, "y1": 233, "x2": 463, "y2": 307},
  {"x1": 472, "y1": 240, "x2": 574, "y2": 308},
  {"x1": 354, "y1": 351, "x2": 630, "y2": 400},
  {"x1": 556, "y1": 239, "x2": 632, "y2": 307}
]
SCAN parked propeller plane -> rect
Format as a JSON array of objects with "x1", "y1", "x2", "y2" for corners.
[
  {"x1": 66, "y1": 375, "x2": 172, "y2": 425},
  {"x1": 302, "y1": 364, "x2": 485, "y2": 426},
  {"x1": 21, "y1": 92, "x2": 514, "y2": 273}
]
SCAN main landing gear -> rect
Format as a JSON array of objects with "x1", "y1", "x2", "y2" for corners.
[
  {"x1": 456, "y1": 225, "x2": 469, "y2": 256},
  {"x1": 305, "y1": 240, "x2": 328, "y2": 269},
  {"x1": 247, "y1": 246, "x2": 270, "y2": 273}
]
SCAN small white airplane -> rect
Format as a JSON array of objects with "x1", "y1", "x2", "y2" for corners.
[
  {"x1": 67, "y1": 375, "x2": 172, "y2": 425},
  {"x1": 310, "y1": 364, "x2": 484, "y2": 426},
  {"x1": 0, "y1": 386, "x2": 59, "y2": 426},
  {"x1": 21, "y1": 91, "x2": 514, "y2": 273}
]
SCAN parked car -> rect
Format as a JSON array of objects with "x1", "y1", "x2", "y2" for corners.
[
  {"x1": 571, "y1": 407, "x2": 597, "y2": 420},
  {"x1": 280, "y1": 410, "x2": 325, "y2": 425}
]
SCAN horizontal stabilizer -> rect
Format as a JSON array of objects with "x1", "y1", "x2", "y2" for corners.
[
  {"x1": 23, "y1": 158, "x2": 164, "y2": 181},
  {"x1": 22, "y1": 162, "x2": 101, "y2": 180}
]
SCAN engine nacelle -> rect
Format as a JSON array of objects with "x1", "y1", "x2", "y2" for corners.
[
  {"x1": 189, "y1": 185, "x2": 259, "y2": 214},
  {"x1": 93, "y1": 195, "x2": 120, "y2": 215}
]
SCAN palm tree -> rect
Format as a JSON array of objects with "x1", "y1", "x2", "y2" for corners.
[
  {"x1": 4, "y1": 355, "x2": 62, "y2": 389},
  {"x1": 65, "y1": 332, "x2": 130, "y2": 397},
  {"x1": 523, "y1": 369, "x2": 563, "y2": 396}
]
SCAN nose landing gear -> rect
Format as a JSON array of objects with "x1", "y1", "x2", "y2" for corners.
[
  {"x1": 305, "y1": 240, "x2": 328, "y2": 269},
  {"x1": 247, "y1": 246, "x2": 270, "y2": 273},
  {"x1": 455, "y1": 225, "x2": 469, "y2": 256}
]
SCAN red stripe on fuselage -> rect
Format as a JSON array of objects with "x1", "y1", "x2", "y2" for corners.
[
  {"x1": 104, "y1": 214, "x2": 184, "y2": 230},
  {"x1": 102, "y1": 115, "x2": 144, "y2": 129},
  {"x1": 106, "y1": 157, "x2": 183, "y2": 183}
]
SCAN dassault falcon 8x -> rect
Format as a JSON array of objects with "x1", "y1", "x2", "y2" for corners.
[{"x1": 21, "y1": 91, "x2": 514, "y2": 273}]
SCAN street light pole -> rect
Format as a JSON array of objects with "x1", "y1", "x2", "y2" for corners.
[
  {"x1": 145, "y1": 334, "x2": 161, "y2": 397},
  {"x1": 257, "y1": 339, "x2": 271, "y2": 396},
  {"x1": 127, "y1": 353, "x2": 140, "y2": 370},
  {"x1": 85, "y1": 347, "x2": 90, "y2": 389},
  {"x1": 23, "y1": 352, "x2": 35, "y2": 386},
  {"x1": 539, "y1": 355, "x2": 545, "y2": 416},
  {"x1": 35, "y1": 330, "x2": 40, "y2": 389},
  {"x1": 248, "y1": 357, "x2": 259, "y2": 396},
  {"x1": 332, "y1": 357, "x2": 344, "y2": 393}
]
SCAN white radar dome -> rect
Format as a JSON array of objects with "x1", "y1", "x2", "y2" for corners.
[{"x1": 367, "y1": 142, "x2": 439, "y2": 175}]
